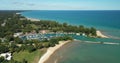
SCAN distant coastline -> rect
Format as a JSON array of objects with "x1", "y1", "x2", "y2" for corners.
[
  {"x1": 20, "y1": 11, "x2": 109, "y2": 38},
  {"x1": 16, "y1": 12, "x2": 40, "y2": 21},
  {"x1": 21, "y1": 14, "x2": 109, "y2": 38}
]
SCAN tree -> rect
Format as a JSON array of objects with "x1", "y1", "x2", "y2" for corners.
[
  {"x1": 9, "y1": 43, "x2": 19, "y2": 53},
  {"x1": 63, "y1": 22, "x2": 68, "y2": 27},
  {"x1": 22, "y1": 59, "x2": 28, "y2": 63},
  {"x1": 90, "y1": 27, "x2": 97, "y2": 36},
  {"x1": 79, "y1": 25, "x2": 85, "y2": 32},
  {"x1": 5, "y1": 35, "x2": 14, "y2": 42},
  {"x1": 49, "y1": 38, "x2": 59, "y2": 46},
  {"x1": 0, "y1": 45, "x2": 9, "y2": 53},
  {"x1": 0, "y1": 39, "x2": 1, "y2": 44},
  {"x1": 14, "y1": 37, "x2": 23, "y2": 44},
  {"x1": 84, "y1": 28, "x2": 90, "y2": 36},
  {"x1": 20, "y1": 45, "x2": 26, "y2": 51},
  {"x1": 42, "y1": 42, "x2": 50, "y2": 48},
  {"x1": 0, "y1": 57, "x2": 5, "y2": 62},
  {"x1": 26, "y1": 45, "x2": 36, "y2": 53},
  {"x1": 62, "y1": 36, "x2": 73, "y2": 41},
  {"x1": 37, "y1": 43, "x2": 43, "y2": 49}
]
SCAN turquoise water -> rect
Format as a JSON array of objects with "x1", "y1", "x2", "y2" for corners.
[
  {"x1": 21, "y1": 10, "x2": 120, "y2": 63},
  {"x1": 45, "y1": 41, "x2": 120, "y2": 63}
]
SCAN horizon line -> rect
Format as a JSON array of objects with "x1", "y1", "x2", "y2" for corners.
[{"x1": 0, "y1": 9, "x2": 120, "y2": 11}]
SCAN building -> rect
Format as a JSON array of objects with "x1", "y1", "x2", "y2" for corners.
[
  {"x1": 26, "y1": 34, "x2": 39, "y2": 40},
  {"x1": 19, "y1": 33, "x2": 54, "y2": 41},
  {"x1": 13, "y1": 32, "x2": 23, "y2": 37},
  {"x1": 0, "y1": 53, "x2": 12, "y2": 60},
  {"x1": 1, "y1": 22, "x2": 6, "y2": 27}
]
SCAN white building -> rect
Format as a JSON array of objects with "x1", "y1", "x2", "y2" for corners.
[
  {"x1": 26, "y1": 34, "x2": 38, "y2": 40},
  {"x1": 1, "y1": 22, "x2": 6, "y2": 27},
  {"x1": 13, "y1": 32, "x2": 23, "y2": 37},
  {"x1": 0, "y1": 53, "x2": 12, "y2": 60}
]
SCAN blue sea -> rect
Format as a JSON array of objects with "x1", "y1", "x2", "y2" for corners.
[{"x1": 21, "y1": 10, "x2": 120, "y2": 63}]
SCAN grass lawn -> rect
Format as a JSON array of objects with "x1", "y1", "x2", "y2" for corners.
[{"x1": 13, "y1": 48, "x2": 46, "y2": 63}]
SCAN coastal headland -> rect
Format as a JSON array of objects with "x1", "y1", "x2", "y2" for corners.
[{"x1": 96, "y1": 30, "x2": 108, "y2": 38}]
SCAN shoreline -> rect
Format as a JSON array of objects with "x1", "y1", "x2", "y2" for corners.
[
  {"x1": 96, "y1": 30, "x2": 109, "y2": 38},
  {"x1": 19, "y1": 13, "x2": 109, "y2": 38},
  {"x1": 16, "y1": 12, "x2": 40, "y2": 21},
  {"x1": 26, "y1": 17, "x2": 40, "y2": 21},
  {"x1": 38, "y1": 40, "x2": 71, "y2": 63}
]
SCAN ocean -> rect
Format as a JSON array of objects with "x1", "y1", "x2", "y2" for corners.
[{"x1": 21, "y1": 10, "x2": 120, "y2": 63}]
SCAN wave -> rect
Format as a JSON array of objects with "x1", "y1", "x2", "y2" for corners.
[
  {"x1": 103, "y1": 42, "x2": 119, "y2": 45},
  {"x1": 80, "y1": 40, "x2": 120, "y2": 45}
]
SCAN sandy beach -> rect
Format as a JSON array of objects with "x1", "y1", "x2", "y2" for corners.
[
  {"x1": 96, "y1": 30, "x2": 108, "y2": 38},
  {"x1": 16, "y1": 13, "x2": 40, "y2": 21},
  {"x1": 27, "y1": 17, "x2": 40, "y2": 21},
  {"x1": 38, "y1": 40, "x2": 71, "y2": 63}
]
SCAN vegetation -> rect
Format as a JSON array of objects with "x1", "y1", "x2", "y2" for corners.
[
  {"x1": 0, "y1": 56, "x2": 28, "y2": 63},
  {"x1": 13, "y1": 49, "x2": 46, "y2": 63},
  {"x1": 0, "y1": 35, "x2": 73, "y2": 63}
]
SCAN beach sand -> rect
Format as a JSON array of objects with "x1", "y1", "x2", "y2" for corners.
[
  {"x1": 27, "y1": 17, "x2": 40, "y2": 21},
  {"x1": 96, "y1": 30, "x2": 108, "y2": 38},
  {"x1": 38, "y1": 40, "x2": 71, "y2": 63}
]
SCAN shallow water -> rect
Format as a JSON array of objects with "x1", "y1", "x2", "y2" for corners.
[{"x1": 45, "y1": 41, "x2": 120, "y2": 63}]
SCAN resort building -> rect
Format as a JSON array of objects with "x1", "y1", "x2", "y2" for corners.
[
  {"x1": 19, "y1": 33, "x2": 49, "y2": 40},
  {"x1": 19, "y1": 33, "x2": 67, "y2": 41}
]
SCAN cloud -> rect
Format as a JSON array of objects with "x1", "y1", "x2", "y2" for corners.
[
  {"x1": 28, "y1": 3, "x2": 35, "y2": 6},
  {"x1": 13, "y1": 2, "x2": 24, "y2": 5},
  {"x1": 12, "y1": 2, "x2": 35, "y2": 6}
]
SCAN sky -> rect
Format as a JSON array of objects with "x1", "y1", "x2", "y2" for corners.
[{"x1": 0, "y1": 0, "x2": 120, "y2": 10}]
